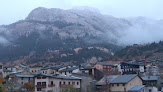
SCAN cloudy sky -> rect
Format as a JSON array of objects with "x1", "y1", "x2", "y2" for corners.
[{"x1": 0, "y1": 0, "x2": 162, "y2": 25}]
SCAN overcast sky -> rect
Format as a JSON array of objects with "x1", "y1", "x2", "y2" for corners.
[{"x1": 0, "y1": 0, "x2": 162, "y2": 25}]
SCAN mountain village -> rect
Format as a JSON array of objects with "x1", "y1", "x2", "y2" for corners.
[{"x1": 0, "y1": 59, "x2": 163, "y2": 92}]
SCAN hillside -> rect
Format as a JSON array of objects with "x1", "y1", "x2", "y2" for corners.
[
  {"x1": 0, "y1": 7, "x2": 163, "y2": 65},
  {"x1": 113, "y1": 41, "x2": 163, "y2": 61}
]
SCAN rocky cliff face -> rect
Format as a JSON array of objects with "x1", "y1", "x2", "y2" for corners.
[{"x1": 0, "y1": 7, "x2": 162, "y2": 65}]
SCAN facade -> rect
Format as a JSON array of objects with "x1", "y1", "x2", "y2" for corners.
[
  {"x1": 15, "y1": 74, "x2": 35, "y2": 85},
  {"x1": 29, "y1": 65, "x2": 42, "y2": 74},
  {"x1": 34, "y1": 74, "x2": 81, "y2": 92},
  {"x1": 110, "y1": 74, "x2": 143, "y2": 92},
  {"x1": 41, "y1": 65, "x2": 67, "y2": 75},
  {"x1": 94, "y1": 62, "x2": 117, "y2": 73},
  {"x1": 119, "y1": 62, "x2": 145, "y2": 75},
  {"x1": 141, "y1": 76, "x2": 158, "y2": 87},
  {"x1": 59, "y1": 67, "x2": 79, "y2": 76}
]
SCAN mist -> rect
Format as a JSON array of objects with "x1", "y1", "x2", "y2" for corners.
[{"x1": 117, "y1": 18, "x2": 163, "y2": 45}]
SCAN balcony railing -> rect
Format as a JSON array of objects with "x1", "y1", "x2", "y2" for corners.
[
  {"x1": 35, "y1": 85, "x2": 46, "y2": 88},
  {"x1": 48, "y1": 84, "x2": 55, "y2": 87}
]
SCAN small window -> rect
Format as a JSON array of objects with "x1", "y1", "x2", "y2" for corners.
[
  {"x1": 60, "y1": 82, "x2": 61, "y2": 85},
  {"x1": 112, "y1": 84, "x2": 114, "y2": 87},
  {"x1": 51, "y1": 81, "x2": 53, "y2": 84},
  {"x1": 68, "y1": 82, "x2": 70, "y2": 85},
  {"x1": 123, "y1": 84, "x2": 125, "y2": 86},
  {"x1": 117, "y1": 84, "x2": 119, "y2": 86},
  {"x1": 64, "y1": 82, "x2": 65, "y2": 85},
  {"x1": 37, "y1": 82, "x2": 41, "y2": 85},
  {"x1": 43, "y1": 71, "x2": 44, "y2": 73},
  {"x1": 42, "y1": 82, "x2": 46, "y2": 86},
  {"x1": 37, "y1": 77, "x2": 41, "y2": 79},
  {"x1": 37, "y1": 88, "x2": 41, "y2": 91},
  {"x1": 35, "y1": 70, "x2": 36, "y2": 72},
  {"x1": 77, "y1": 82, "x2": 79, "y2": 85},
  {"x1": 21, "y1": 82, "x2": 23, "y2": 84},
  {"x1": 45, "y1": 71, "x2": 47, "y2": 74},
  {"x1": 21, "y1": 77, "x2": 23, "y2": 80},
  {"x1": 32, "y1": 70, "x2": 33, "y2": 73},
  {"x1": 149, "y1": 89, "x2": 151, "y2": 92}
]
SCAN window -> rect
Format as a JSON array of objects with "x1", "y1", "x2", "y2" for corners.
[
  {"x1": 37, "y1": 77, "x2": 41, "y2": 79},
  {"x1": 22, "y1": 82, "x2": 23, "y2": 84},
  {"x1": 149, "y1": 89, "x2": 151, "y2": 92},
  {"x1": 123, "y1": 84, "x2": 125, "y2": 86},
  {"x1": 112, "y1": 84, "x2": 114, "y2": 87},
  {"x1": 35, "y1": 70, "x2": 36, "y2": 72},
  {"x1": 37, "y1": 82, "x2": 41, "y2": 85},
  {"x1": 42, "y1": 82, "x2": 46, "y2": 86},
  {"x1": 63, "y1": 82, "x2": 65, "y2": 85},
  {"x1": 37, "y1": 88, "x2": 41, "y2": 91},
  {"x1": 51, "y1": 81, "x2": 53, "y2": 84},
  {"x1": 45, "y1": 71, "x2": 47, "y2": 74},
  {"x1": 43, "y1": 71, "x2": 44, "y2": 73},
  {"x1": 21, "y1": 77, "x2": 23, "y2": 80},
  {"x1": 77, "y1": 82, "x2": 79, "y2": 85},
  {"x1": 117, "y1": 84, "x2": 119, "y2": 86},
  {"x1": 32, "y1": 70, "x2": 33, "y2": 73},
  {"x1": 60, "y1": 82, "x2": 61, "y2": 85},
  {"x1": 68, "y1": 82, "x2": 70, "y2": 85}
]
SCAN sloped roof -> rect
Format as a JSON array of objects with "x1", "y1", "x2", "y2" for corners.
[
  {"x1": 41, "y1": 65, "x2": 67, "y2": 70},
  {"x1": 96, "y1": 75, "x2": 118, "y2": 85},
  {"x1": 141, "y1": 76, "x2": 158, "y2": 81},
  {"x1": 59, "y1": 67, "x2": 78, "y2": 72},
  {"x1": 97, "y1": 62, "x2": 112, "y2": 66},
  {"x1": 110, "y1": 74, "x2": 138, "y2": 83},
  {"x1": 128, "y1": 85, "x2": 145, "y2": 91},
  {"x1": 15, "y1": 74, "x2": 35, "y2": 77}
]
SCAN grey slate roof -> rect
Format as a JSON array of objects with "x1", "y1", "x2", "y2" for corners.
[
  {"x1": 96, "y1": 75, "x2": 118, "y2": 85},
  {"x1": 34, "y1": 74, "x2": 81, "y2": 80},
  {"x1": 110, "y1": 74, "x2": 138, "y2": 83},
  {"x1": 128, "y1": 85, "x2": 145, "y2": 91},
  {"x1": 59, "y1": 67, "x2": 78, "y2": 72},
  {"x1": 141, "y1": 76, "x2": 158, "y2": 81},
  {"x1": 41, "y1": 65, "x2": 66, "y2": 70},
  {"x1": 15, "y1": 74, "x2": 35, "y2": 77},
  {"x1": 97, "y1": 62, "x2": 112, "y2": 66}
]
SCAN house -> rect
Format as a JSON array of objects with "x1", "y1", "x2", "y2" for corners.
[
  {"x1": 59, "y1": 66, "x2": 79, "y2": 76},
  {"x1": 110, "y1": 74, "x2": 143, "y2": 92},
  {"x1": 119, "y1": 62, "x2": 145, "y2": 75},
  {"x1": 40, "y1": 65, "x2": 67, "y2": 75},
  {"x1": 29, "y1": 65, "x2": 42, "y2": 74},
  {"x1": 14, "y1": 74, "x2": 35, "y2": 85},
  {"x1": 3, "y1": 69, "x2": 12, "y2": 78},
  {"x1": 141, "y1": 76, "x2": 159, "y2": 86},
  {"x1": 94, "y1": 62, "x2": 117, "y2": 73},
  {"x1": 128, "y1": 85, "x2": 145, "y2": 92},
  {"x1": 96, "y1": 75, "x2": 118, "y2": 92},
  {"x1": 34, "y1": 74, "x2": 81, "y2": 92},
  {"x1": 72, "y1": 72, "x2": 94, "y2": 92}
]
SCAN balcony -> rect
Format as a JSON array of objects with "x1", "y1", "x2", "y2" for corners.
[
  {"x1": 35, "y1": 85, "x2": 46, "y2": 88},
  {"x1": 48, "y1": 84, "x2": 55, "y2": 87}
]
